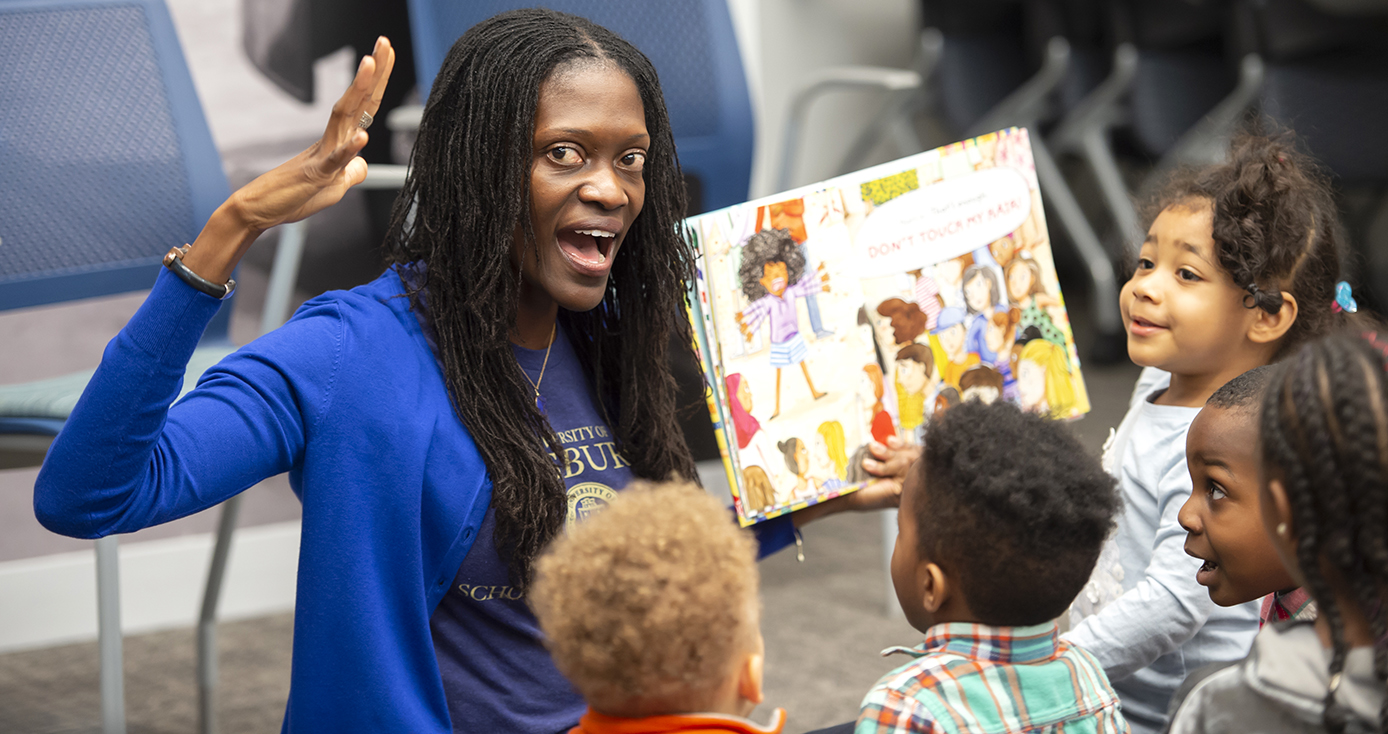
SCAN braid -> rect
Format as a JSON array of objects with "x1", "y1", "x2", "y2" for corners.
[
  {"x1": 1263, "y1": 333, "x2": 1388, "y2": 732},
  {"x1": 381, "y1": 9, "x2": 697, "y2": 588}
]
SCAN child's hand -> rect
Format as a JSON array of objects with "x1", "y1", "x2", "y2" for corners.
[{"x1": 735, "y1": 311, "x2": 752, "y2": 341}]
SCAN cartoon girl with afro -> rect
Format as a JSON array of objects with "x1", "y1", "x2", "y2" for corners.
[{"x1": 735, "y1": 228, "x2": 830, "y2": 418}]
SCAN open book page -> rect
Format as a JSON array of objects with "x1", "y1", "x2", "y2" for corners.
[
  {"x1": 858, "y1": 128, "x2": 1090, "y2": 437},
  {"x1": 688, "y1": 127, "x2": 1089, "y2": 526}
]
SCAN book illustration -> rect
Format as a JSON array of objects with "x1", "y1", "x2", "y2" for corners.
[
  {"x1": 734, "y1": 229, "x2": 829, "y2": 418},
  {"x1": 688, "y1": 127, "x2": 1090, "y2": 526}
]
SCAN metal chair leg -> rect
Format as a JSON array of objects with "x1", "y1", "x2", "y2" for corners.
[
  {"x1": 197, "y1": 493, "x2": 243, "y2": 734},
  {"x1": 1156, "y1": 54, "x2": 1266, "y2": 173},
  {"x1": 95, "y1": 535, "x2": 126, "y2": 734},
  {"x1": 1051, "y1": 44, "x2": 1143, "y2": 258},
  {"x1": 1030, "y1": 137, "x2": 1124, "y2": 336},
  {"x1": 260, "y1": 221, "x2": 309, "y2": 337}
]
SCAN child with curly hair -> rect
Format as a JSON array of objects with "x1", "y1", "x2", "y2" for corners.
[
  {"x1": 531, "y1": 480, "x2": 784, "y2": 734},
  {"x1": 857, "y1": 400, "x2": 1126, "y2": 733},
  {"x1": 1167, "y1": 332, "x2": 1388, "y2": 734},
  {"x1": 735, "y1": 228, "x2": 830, "y2": 418},
  {"x1": 1065, "y1": 131, "x2": 1366, "y2": 733}
]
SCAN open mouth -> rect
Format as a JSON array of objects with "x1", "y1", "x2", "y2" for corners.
[
  {"x1": 1196, "y1": 559, "x2": 1220, "y2": 585},
  {"x1": 556, "y1": 228, "x2": 617, "y2": 275},
  {"x1": 1128, "y1": 315, "x2": 1166, "y2": 336}
]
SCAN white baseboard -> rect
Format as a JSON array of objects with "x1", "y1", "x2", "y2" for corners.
[{"x1": 0, "y1": 520, "x2": 300, "y2": 654}]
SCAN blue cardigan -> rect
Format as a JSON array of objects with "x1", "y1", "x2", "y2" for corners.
[{"x1": 34, "y1": 267, "x2": 793, "y2": 733}]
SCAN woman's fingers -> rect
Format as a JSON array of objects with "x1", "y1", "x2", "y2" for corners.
[
  {"x1": 288, "y1": 157, "x2": 369, "y2": 223},
  {"x1": 226, "y1": 38, "x2": 392, "y2": 233},
  {"x1": 846, "y1": 479, "x2": 903, "y2": 511},
  {"x1": 368, "y1": 37, "x2": 396, "y2": 109},
  {"x1": 862, "y1": 440, "x2": 921, "y2": 479}
]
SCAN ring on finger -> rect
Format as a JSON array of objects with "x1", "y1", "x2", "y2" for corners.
[{"x1": 358, "y1": 111, "x2": 373, "y2": 130}]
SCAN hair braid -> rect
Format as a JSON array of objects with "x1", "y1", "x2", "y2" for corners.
[
  {"x1": 381, "y1": 9, "x2": 698, "y2": 588},
  {"x1": 1263, "y1": 333, "x2": 1388, "y2": 732}
]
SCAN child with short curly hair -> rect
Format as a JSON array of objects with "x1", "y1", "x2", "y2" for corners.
[
  {"x1": 857, "y1": 400, "x2": 1126, "y2": 734},
  {"x1": 1065, "y1": 131, "x2": 1366, "y2": 733},
  {"x1": 530, "y1": 480, "x2": 785, "y2": 734}
]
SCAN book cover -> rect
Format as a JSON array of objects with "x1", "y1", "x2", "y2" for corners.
[{"x1": 687, "y1": 127, "x2": 1090, "y2": 526}]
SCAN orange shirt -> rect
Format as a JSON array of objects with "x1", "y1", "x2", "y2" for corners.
[
  {"x1": 569, "y1": 707, "x2": 787, "y2": 734},
  {"x1": 939, "y1": 353, "x2": 980, "y2": 390}
]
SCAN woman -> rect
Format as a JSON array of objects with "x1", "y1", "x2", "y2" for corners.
[{"x1": 33, "y1": 10, "x2": 892, "y2": 733}]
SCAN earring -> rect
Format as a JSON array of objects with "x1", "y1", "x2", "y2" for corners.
[{"x1": 1276, "y1": 522, "x2": 1288, "y2": 537}]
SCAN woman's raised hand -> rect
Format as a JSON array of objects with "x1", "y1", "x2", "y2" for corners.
[
  {"x1": 184, "y1": 38, "x2": 395, "y2": 283},
  {"x1": 233, "y1": 37, "x2": 396, "y2": 232}
]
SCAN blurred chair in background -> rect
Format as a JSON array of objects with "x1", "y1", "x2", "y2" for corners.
[
  {"x1": 1234, "y1": 0, "x2": 1388, "y2": 307},
  {"x1": 242, "y1": 0, "x2": 417, "y2": 244},
  {"x1": 405, "y1": 0, "x2": 755, "y2": 215},
  {"x1": 1053, "y1": 0, "x2": 1261, "y2": 260},
  {"x1": 781, "y1": 0, "x2": 1128, "y2": 363},
  {"x1": 0, "y1": 1, "x2": 231, "y2": 732},
  {"x1": 0, "y1": 1, "x2": 315, "y2": 731}
]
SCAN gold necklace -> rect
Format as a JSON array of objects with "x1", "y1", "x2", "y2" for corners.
[{"x1": 522, "y1": 322, "x2": 557, "y2": 412}]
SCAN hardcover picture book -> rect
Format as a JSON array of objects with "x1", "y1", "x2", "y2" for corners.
[{"x1": 687, "y1": 127, "x2": 1091, "y2": 526}]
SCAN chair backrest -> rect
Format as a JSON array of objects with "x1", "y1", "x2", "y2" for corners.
[
  {"x1": 1241, "y1": 0, "x2": 1388, "y2": 183},
  {"x1": 0, "y1": 0, "x2": 233, "y2": 340},
  {"x1": 404, "y1": 0, "x2": 754, "y2": 214}
]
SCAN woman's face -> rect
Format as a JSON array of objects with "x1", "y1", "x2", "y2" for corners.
[
  {"x1": 518, "y1": 61, "x2": 649, "y2": 313},
  {"x1": 794, "y1": 440, "x2": 809, "y2": 477},
  {"x1": 1007, "y1": 265, "x2": 1033, "y2": 303},
  {"x1": 964, "y1": 273, "x2": 992, "y2": 313}
]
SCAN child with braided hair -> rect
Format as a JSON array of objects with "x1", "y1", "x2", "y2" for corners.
[
  {"x1": 1167, "y1": 331, "x2": 1388, "y2": 734},
  {"x1": 1057, "y1": 129, "x2": 1366, "y2": 734}
]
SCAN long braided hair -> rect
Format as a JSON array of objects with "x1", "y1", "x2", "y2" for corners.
[
  {"x1": 382, "y1": 9, "x2": 699, "y2": 587},
  {"x1": 1144, "y1": 128, "x2": 1351, "y2": 358},
  {"x1": 1260, "y1": 331, "x2": 1388, "y2": 732}
]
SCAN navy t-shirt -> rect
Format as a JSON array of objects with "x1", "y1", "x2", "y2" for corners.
[{"x1": 430, "y1": 325, "x2": 632, "y2": 734}]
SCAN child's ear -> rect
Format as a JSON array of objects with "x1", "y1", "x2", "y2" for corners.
[
  {"x1": 921, "y1": 561, "x2": 950, "y2": 613},
  {"x1": 1248, "y1": 292, "x2": 1299, "y2": 346},
  {"x1": 737, "y1": 651, "x2": 764, "y2": 706},
  {"x1": 1263, "y1": 477, "x2": 1304, "y2": 585}
]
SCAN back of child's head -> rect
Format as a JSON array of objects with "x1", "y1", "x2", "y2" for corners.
[
  {"x1": 915, "y1": 401, "x2": 1120, "y2": 625},
  {"x1": 1259, "y1": 331, "x2": 1388, "y2": 732},
  {"x1": 1147, "y1": 128, "x2": 1353, "y2": 358},
  {"x1": 1207, "y1": 364, "x2": 1279, "y2": 415},
  {"x1": 531, "y1": 480, "x2": 760, "y2": 716}
]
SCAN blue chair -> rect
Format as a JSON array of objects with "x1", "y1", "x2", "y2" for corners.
[
  {"x1": 405, "y1": 0, "x2": 755, "y2": 214},
  {"x1": 0, "y1": 1, "x2": 233, "y2": 731}
]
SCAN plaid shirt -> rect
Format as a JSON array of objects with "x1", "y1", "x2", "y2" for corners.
[
  {"x1": 856, "y1": 622, "x2": 1129, "y2": 734},
  {"x1": 1260, "y1": 588, "x2": 1317, "y2": 626}
]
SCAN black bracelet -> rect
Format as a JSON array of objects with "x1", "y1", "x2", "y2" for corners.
[{"x1": 163, "y1": 246, "x2": 236, "y2": 300}]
